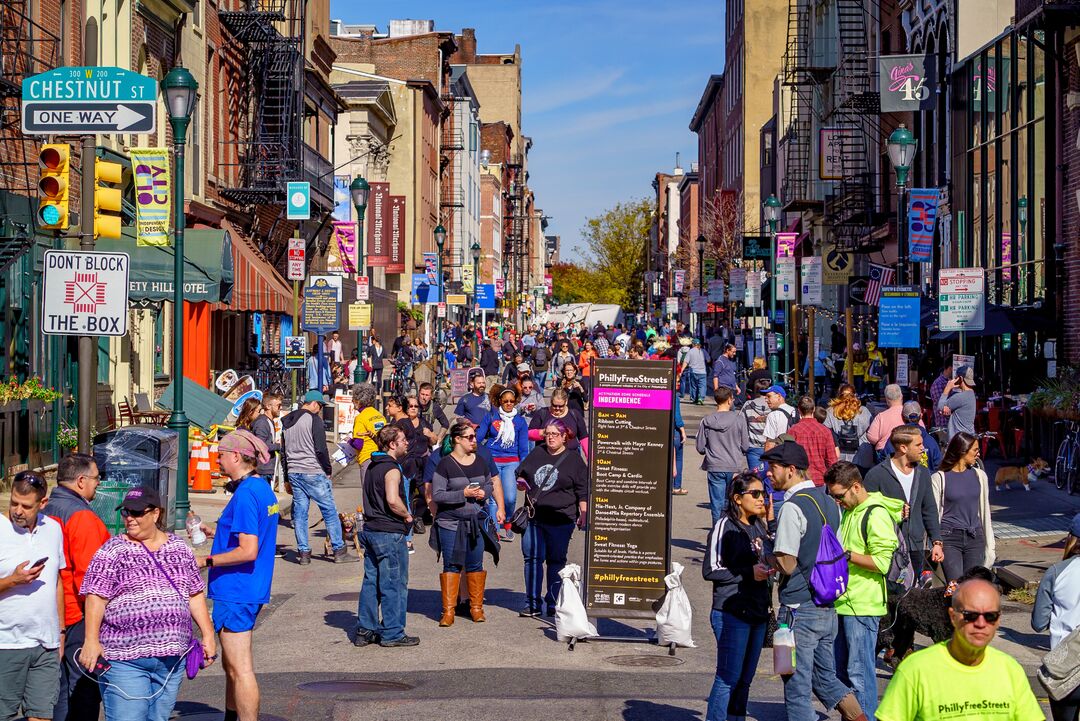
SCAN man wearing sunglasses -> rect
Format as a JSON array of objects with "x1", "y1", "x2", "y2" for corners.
[{"x1": 877, "y1": 578, "x2": 1043, "y2": 721}]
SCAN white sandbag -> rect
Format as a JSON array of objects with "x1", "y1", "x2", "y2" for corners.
[
  {"x1": 655, "y1": 561, "x2": 696, "y2": 648},
  {"x1": 555, "y1": 563, "x2": 598, "y2": 642}
]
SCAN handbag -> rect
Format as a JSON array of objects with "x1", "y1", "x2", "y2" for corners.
[
  {"x1": 1038, "y1": 624, "x2": 1080, "y2": 701},
  {"x1": 510, "y1": 450, "x2": 572, "y2": 535},
  {"x1": 139, "y1": 542, "x2": 206, "y2": 679}
]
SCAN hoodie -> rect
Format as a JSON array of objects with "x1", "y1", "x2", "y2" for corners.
[
  {"x1": 696, "y1": 409, "x2": 751, "y2": 472},
  {"x1": 281, "y1": 407, "x2": 332, "y2": 476},
  {"x1": 834, "y1": 492, "x2": 905, "y2": 617}
]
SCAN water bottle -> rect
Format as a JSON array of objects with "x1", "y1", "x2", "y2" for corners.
[
  {"x1": 354, "y1": 505, "x2": 364, "y2": 534},
  {"x1": 772, "y1": 623, "x2": 796, "y2": 675},
  {"x1": 186, "y1": 511, "x2": 206, "y2": 547}
]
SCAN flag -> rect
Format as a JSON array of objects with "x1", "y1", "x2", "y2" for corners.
[{"x1": 866, "y1": 263, "x2": 895, "y2": 306}]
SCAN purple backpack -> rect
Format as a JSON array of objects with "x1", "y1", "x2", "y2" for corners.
[{"x1": 796, "y1": 493, "x2": 849, "y2": 606}]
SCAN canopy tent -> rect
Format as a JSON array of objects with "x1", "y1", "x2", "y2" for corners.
[{"x1": 539, "y1": 303, "x2": 624, "y2": 328}]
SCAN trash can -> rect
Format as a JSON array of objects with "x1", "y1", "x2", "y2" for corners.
[{"x1": 91, "y1": 426, "x2": 179, "y2": 534}]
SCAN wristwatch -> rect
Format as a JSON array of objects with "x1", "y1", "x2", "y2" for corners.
[
  {"x1": 205, "y1": 556, "x2": 215, "y2": 568},
  {"x1": 844, "y1": 550, "x2": 852, "y2": 561}
]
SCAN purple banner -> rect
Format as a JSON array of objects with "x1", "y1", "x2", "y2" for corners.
[
  {"x1": 592, "y1": 387, "x2": 672, "y2": 411},
  {"x1": 907, "y1": 188, "x2": 940, "y2": 263}
]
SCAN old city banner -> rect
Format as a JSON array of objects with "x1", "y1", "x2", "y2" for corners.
[
  {"x1": 330, "y1": 221, "x2": 358, "y2": 274},
  {"x1": 907, "y1": 188, "x2": 940, "y2": 262},
  {"x1": 131, "y1": 148, "x2": 171, "y2": 247}
]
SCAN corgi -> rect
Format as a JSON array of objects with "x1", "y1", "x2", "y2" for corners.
[{"x1": 993, "y1": 457, "x2": 1049, "y2": 491}]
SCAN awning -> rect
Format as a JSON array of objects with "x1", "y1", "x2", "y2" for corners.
[
  {"x1": 213, "y1": 233, "x2": 293, "y2": 313},
  {"x1": 87, "y1": 228, "x2": 234, "y2": 303}
]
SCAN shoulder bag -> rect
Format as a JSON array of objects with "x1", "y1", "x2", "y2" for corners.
[
  {"x1": 510, "y1": 450, "x2": 573, "y2": 534},
  {"x1": 139, "y1": 541, "x2": 207, "y2": 679},
  {"x1": 1039, "y1": 624, "x2": 1080, "y2": 701}
]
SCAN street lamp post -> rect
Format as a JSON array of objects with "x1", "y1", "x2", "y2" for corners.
[
  {"x1": 471, "y1": 240, "x2": 481, "y2": 327},
  {"x1": 696, "y1": 234, "x2": 706, "y2": 337},
  {"x1": 162, "y1": 65, "x2": 198, "y2": 531},
  {"x1": 763, "y1": 194, "x2": 782, "y2": 376},
  {"x1": 887, "y1": 124, "x2": 917, "y2": 285},
  {"x1": 1017, "y1": 196, "x2": 1028, "y2": 302},
  {"x1": 350, "y1": 177, "x2": 369, "y2": 383},
  {"x1": 434, "y1": 224, "x2": 446, "y2": 369}
]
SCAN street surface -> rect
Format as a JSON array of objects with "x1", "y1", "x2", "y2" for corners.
[{"x1": 172, "y1": 398, "x2": 1061, "y2": 721}]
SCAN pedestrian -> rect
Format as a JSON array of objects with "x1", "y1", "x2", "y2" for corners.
[
  {"x1": 417, "y1": 382, "x2": 450, "y2": 436},
  {"x1": 248, "y1": 393, "x2": 283, "y2": 491},
  {"x1": 864, "y1": 342, "x2": 887, "y2": 397},
  {"x1": 78, "y1": 487, "x2": 216, "y2": 721},
  {"x1": 929, "y1": 357, "x2": 953, "y2": 431},
  {"x1": 479, "y1": 339, "x2": 500, "y2": 390},
  {"x1": 366, "y1": 334, "x2": 387, "y2": 391},
  {"x1": 876, "y1": 578, "x2": 1043, "y2": 721},
  {"x1": 306, "y1": 344, "x2": 331, "y2": 395},
  {"x1": 391, "y1": 327, "x2": 409, "y2": 359},
  {"x1": 432, "y1": 420, "x2": 497, "y2": 625},
  {"x1": 761, "y1": 385, "x2": 797, "y2": 452},
  {"x1": 883, "y1": 401, "x2": 942, "y2": 472},
  {"x1": 592, "y1": 332, "x2": 610, "y2": 359},
  {"x1": 235, "y1": 397, "x2": 262, "y2": 433},
  {"x1": 515, "y1": 419, "x2": 589, "y2": 617},
  {"x1": 850, "y1": 344, "x2": 868, "y2": 395},
  {"x1": 453, "y1": 369, "x2": 491, "y2": 427},
  {"x1": 354, "y1": 425, "x2": 419, "y2": 648},
  {"x1": 352, "y1": 383, "x2": 388, "y2": 479},
  {"x1": 528, "y1": 388, "x2": 589, "y2": 457},
  {"x1": 672, "y1": 398, "x2": 686, "y2": 495},
  {"x1": 47, "y1": 452, "x2": 111, "y2": 721},
  {"x1": 746, "y1": 356, "x2": 772, "y2": 394},
  {"x1": 684, "y1": 338, "x2": 710, "y2": 404},
  {"x1": 476, "y1": 385, "x2": 530, "y2": 541},
  {"x1": 824, "y1": 385, "x2": 874, "y2": 467},
  {"x1": 1032, "y1": 513, "x2": 1080, "y2": 721},
  {"x1": 198, "y1": 429, "x2": 279, "y2": 721},
  {"x1": 867, "y1": 384, "x2": 914, "y2": 458},
  {"x1": 324, "y1": 329, "x2": 343, "y2": 364},
  {"x1": 826, "y1": 461, "x2": 903, "y2": 719},
  {"x1": 762, "y1": 441, "x2": 868, "y2": 721},
  {"x1": 712, "y1": 343, "x2": 741, "y2": 397},
  {"x1": 282, "y1": 390, "x2": 358, "y2": 564},
  {"x1": 529, "y1": 342, "x2": 551, "y2": 391},
  {"x1": 0, "y1": 471, "x2": 66, "y2": 721},
  {"x1": 501, "y1": 352, "x2": 524, "y2": 385},
  {"x1": 702, "y1": 473, "x2": 772, "y2": 721},
  {"x1": 577, "y1": 340, "x2": 599, "y2": 379},
  {"x1": 515, "y1": 376, "x2": 545, "y2": 426},
  {"x1": 931, "y1": 432, "x2": 995, "y2": 583},
  {"x1": 862, "y1": 425, "x2": 944, "y2": 576},
  {"x1": 936, "y1": 365, "x2": 977, "y2": 443},
  {"x1": 696, "y1": 387, "x2": 750, "y2": 523},
  {"x1": 551, "y1": 340, "x2": 576, "y2": 381},
  {"x1": 787, "y1": 395, "x2": 839, "y2": 485}
]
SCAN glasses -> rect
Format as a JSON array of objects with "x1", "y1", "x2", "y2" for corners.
[
  {"x1": 550, "y1": 403, "x2": 566, "y2": 410},
  {"x1": 955, "y1": 609, "x2": 1001, "y2": 624},
  {"x1": 828, "y1": 489, "x2": 849, "y2": 501},
  {"x1": 543, "y1": 431, "x2": 564, "y2": 437},
  {"x1": 407, "y1": 404, "x2": 419, "y2": 409},
  {"x1": 120, "y1": 507, "x2": 154, "y2": 519},
  {"x1": 15, "y1": 471, "x2": 46, "y2": 489},
  {"x1": 738, "y1": 490, "x2": 766, "y2": 499},
  {"x1": 458, "y1": 434, "x2": 477, "y2": 441}
]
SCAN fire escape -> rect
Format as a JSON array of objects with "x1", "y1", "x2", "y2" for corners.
[
  {"x1": 505, "y1": 157, "x2": 526, "y2": 309},
  {"x1": 439, "y1": 92, "x2": 465, "y2": 292}
]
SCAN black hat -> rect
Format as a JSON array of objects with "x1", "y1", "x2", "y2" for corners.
[
  {"x1": 761, "y1": 441, "x2": 810, "y2": 471},
  {"x1": 116, "y1": 486, "x2": 162, "y2": 512}
]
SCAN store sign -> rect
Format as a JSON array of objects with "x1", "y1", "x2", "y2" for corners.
[
  {"x1": 286, "y1": 181, "x2": 310, "y2": 221},
  {"x1": 878, "y1": 286, "x2": 921, "y2": 348},
  {"x1": 878, "y1": 54, "x2": 936, "y2": 112},
  {"x1": 939, "y1": 268, "x2": 985, "y2": 332},
  {"x1": 775, "y1": 257, "x2": 797, "y2": 301},
  {"x1": 820, "y1": 128, "x2": 857, "y2": 180},
  {"x1": 823, "y1": 243, "x2": 853, "y2": 284},
  {"x1": 585, "y1": 360, "x2": 674, "y2": 618},
  {"x1": 973, "y1": 57, "x2": 1010, "y2": 112},
  {"x1": 742, "y1": 235, "x2": 770, "y2": 260},
  {"x1": 800, "y1": 256, "x2": 823, "y2": 306}
]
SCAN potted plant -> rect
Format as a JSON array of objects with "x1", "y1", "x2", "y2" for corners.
[{"x1": 1028, "y1": 367, "x2": 1080, "y2": 420}]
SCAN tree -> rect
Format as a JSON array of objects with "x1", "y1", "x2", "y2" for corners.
[
  {"x1": 549, "y1": 262, "x2": 596, "y2": 305},
  {"x1": 579, "y1": 198, "x2": 651, "y2": 308}
]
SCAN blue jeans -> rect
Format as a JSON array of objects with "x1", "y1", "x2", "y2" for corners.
[
  {"x1": 691, "y1": 372, "x2": 708, "y2": 402},
  {"x1": 522, "y1": 520, "x2": 575, "y2": 611},
  {"x1": 288, "y1": 472, "x2": 345, "y2": 553},
  {"x1": 100, "y1": 656, "x2": 184, "y2": 721},
  {"x1": 781, "y1": 604, "x2": 852, "y2": 721},
  {"x1": 495, "y1": 460, "x2": 520, "y2": 524},
  {"x1": 707, "y1": 609, "x2": 766, "y2": 721},
  {"x1": 835, "y1": 614, "x2": 880, "y2": 718},
  {"x1": 356, "y1": 530, "x2": 410, "y2": 642},
  {"x1": 746, "y1": 447, "x2": 765, "y2": 476},
  {"x1": 706, "y1": 471, "x2": 733, "y2": 526},
  {"x1": 679, "y1": 371, "x2": 690, "y2": 399},
  {"x1": 436, "y1": 524, "x2": 484, "y2": 573},
  {"x1": 534, "y1": 371, "x2": 548, "y2": 390},
  {"x1": 673, "y1": 433, "x2": 685, "y2": 490}
]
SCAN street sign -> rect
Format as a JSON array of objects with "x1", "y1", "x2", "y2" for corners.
[
  {"x1": 302, "y1": 277, "x2": 339, "y2": 334},
  {"x1": 284, "y1": 336, "x2": 306, "y2": 368},
  {"x1": 356, "y1": 275, "x2": 369, "y2": 301},
  {"x1": 800, "y1": 256, "x2": 823, "y2": 306},
  {"x1": 446, "y1": 293, "x2": 467, "y2": 306},
  {"x1": 437, "y1": 302, "x2": 446, "y2": 318},
  {"x1": 21, "y1": 66, "x2": 157, "y2": 135},
  {"x1": 476, "y1": 284, "x2": 496, "y2": 310},
  {"x1": 286, "y1": 237, "x2": 305, "y2": 281},
  {"x1": 707, "y1": 279, "x2": 725, "y2": 303},
  {"x1": 348, "y1": 302, "x2": 372, "y2": 331},
  {"x1": 939, "y1": 268, "x2": 985, "y2": 332},
  {"x1": 775, "y1": 257, "x2": 797, "y2": 301},
  {"x1": 878, "y1": 286, "x2": 921, "y2": 348},
  {"x1": 742, "y1": 235, "x2": 771, "y2": 260},
  {"x1": 42, "y1": 249, "x2": 130, "y2": 336},
  {"x1": 286, "y1": 181, "x2": 311, "y2": 221}
]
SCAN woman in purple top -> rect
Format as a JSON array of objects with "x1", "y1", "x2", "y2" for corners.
[{"x1": 78, "y1": 487, "x2": 215, "y2": 721}]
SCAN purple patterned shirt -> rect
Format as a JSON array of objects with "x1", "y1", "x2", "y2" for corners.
[{"x1": 81, "y1": 535, "x2": 203, "y2": 661}]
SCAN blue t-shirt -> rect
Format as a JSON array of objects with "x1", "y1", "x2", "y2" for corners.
[
  {"x1": 454, "y1": 391, "x2": 490, "y2": 426},
  {"x1": 208, "y1": 476, "x2": 280, "y2": 605}
]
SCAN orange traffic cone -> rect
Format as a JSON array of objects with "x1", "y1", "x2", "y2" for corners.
[
  {"x1": 188, "y1": 438, "x2": 203, "y2": 488},
  {"x1": 191, "y1": 441, "x2": 215, "y2": 494},
  {"x1": 208, "y1": 442, "x2": 220, "y2": 478}
]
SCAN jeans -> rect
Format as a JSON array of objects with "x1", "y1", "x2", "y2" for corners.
[
  {"x1": 781, "y1": 604, "x2": 852, "y2": 721},
  {"x1": 679, "y1": 371, "x2": 689, "y2": 399},
  {"x1": 288, "y1": 473, "x2": 345, "y2": 553},
  {"x1": 356, "y1": 530, "x2": 410, "y2": 642},
  {"x1": 941, "y1": 528, "x2": 985, "y2": 582},
  {"x1": 495, "y1": 460, "x2": 520, "y2": 523},
  {"x1": 673, "y1": 433, "x2": 685, "y2": 490},
  {"x1": 746, "y1": 447, "x2": 765, "y2": 476},
  {"x1": 706, "y1": 472, "x2": 733, "y2": 526},
  {"x1": 835, "y1": 614, "x2": 880, "y2": 718},
  {"x1": 707, "y1": 609, "x2": 766, "y2": 721},
  {"x1": 100, "y1": 655, "x2": 184, "y2": 721},
  {"x1": 437, "y1": 524, "x2": 484, "y2": 573},
  {"x1": 53, "y1": 618, "x2": 102, "y2": 721},
  {"x1": 522, "y1": 520, "x2": 575, "y2": 611},
  {"x1": 691, "y1": 372, "x2": 708, "y2": 402},
  {"x1": 533, "y1": 371, "x2": 548, "y2": 391}
]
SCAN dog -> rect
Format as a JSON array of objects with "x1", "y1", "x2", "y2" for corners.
[
  {"x1": 994, "y1": 457, "x2": 1049, "y2": 491},
  {"x1": 320, "y1": 507, "x2": 364, "y2": 558}
]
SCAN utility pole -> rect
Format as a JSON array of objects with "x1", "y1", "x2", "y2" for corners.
[{"x1": 77, "y1": 136, "x2": 96, "y2": 451}]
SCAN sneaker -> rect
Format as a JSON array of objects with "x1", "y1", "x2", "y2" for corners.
[
  {"x1": 407, "y1": 542, "x2": 415, "y2": 555},
  {"x1": 501, "y1": 528, "x2": 515, "y2": 542},
  {"x1": 297, "y1": 550, "x2": 311, "y2": 565},
  {"x1": 379, "y1": 634, "x2": 420, "y2": 648},
  {"x1": 518, "y1": 606, "x2": 541, "y2": 617},
  {"x1": 333, "y1": 547, "x2": 360, "y2": 563},
  {"x1": 353, "y1": 630, "x2": 379, "y2": 647},
  {"x1": 412, "y1": 517, "x2": 426, "y2": 535}
]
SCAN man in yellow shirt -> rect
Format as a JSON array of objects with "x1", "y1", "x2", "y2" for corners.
[
  {"x1": 351, "y1": 383, "x2": 386, "y2": 478},
  {"x1": 876, "y1": 578, "x2": 1044, "y2": 721}
]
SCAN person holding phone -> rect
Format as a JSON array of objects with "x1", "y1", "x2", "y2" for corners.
[{"x1": 0, "y1": 471, "x2": 66, "y2": 721}]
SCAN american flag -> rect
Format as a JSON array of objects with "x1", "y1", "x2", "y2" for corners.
[{"x1": 866, "y1": 263, "x2": 895, "y2": 306}]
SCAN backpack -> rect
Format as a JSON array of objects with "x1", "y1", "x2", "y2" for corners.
[
  {"x1": 795, "y1": 493, "x2": 849, "y2": 606},
  {"x1": 836, "y1": 421, "x2": 861, "y2": 454},
  {"x1": 860, "y1": 505, "x2": 915, "y2": 598}
]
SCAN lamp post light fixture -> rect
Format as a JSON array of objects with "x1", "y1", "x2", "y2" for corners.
[
  {"x1": 471, "y1": 240, "x2": 482, "y2": 322},
  {"x1": 350, "y1": 176, "x2": 369, "y2": 383},
  {"x1": 161, "y1": 65, "x2": 198, "y2": 531},
  {"x1": 887, "y1": 123, "x2": 917, "y2": 285},
  {"x1": 434, "y1": 224, "x2": 446, "y2": 354},
  {"x1": 763, "y1": 194, "x2": 782, "y2": 375},
  {"x1": 696, "y1": 234, "x2": 707, "y2": 335}
]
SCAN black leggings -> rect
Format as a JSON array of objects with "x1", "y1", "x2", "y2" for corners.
[{"x1": 1051, "y1": 684, "x2": 1080, "y2": 721}]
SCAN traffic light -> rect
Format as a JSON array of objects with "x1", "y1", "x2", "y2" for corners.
[
  {"x1": 94, "y1": 157, "x2": 123, "y2": 240},
  {"x1": 37, "y1": 143, "x2": 70, "y2": 230}
]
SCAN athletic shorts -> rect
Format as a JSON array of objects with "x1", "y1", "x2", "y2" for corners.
[
  {"x1": 0, "y1": 645, "x2": 60, "y2": 719},
  {"x1": 212, "y1": 600, "x2": 263, "y2": 633}
]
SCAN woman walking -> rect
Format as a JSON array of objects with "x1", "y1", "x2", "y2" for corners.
[
  {"x1": 559, "y1": 362, "x2": 588, "y2": 415},
  {"x1": 431, "y1": 421, "x2": 498, "y2": 625},
  {"x1": 515, "y1": 419, "x2": 589, "y2": 617},
  {"x1": 366, "y1": 334, "x2": 387, "y2": 391},
  {"x1": 528, "y1": 388, "x2": 589, "y2": 457},
  {"x1": 702, "y1": 474, "x2": 772, "y2": 721},
  {"x1": 824, "y1": 384, "x2": 874, "y2": 466},
  {"x1": 1032, "y1": 514, "x2": 1080, "y2": 721},
  {"x1": 477, "y1": 385, "x2": 530, "y2": 541},
  {"x1": 78, "y1": 487, "x2": 215, "y2": 721},
  {"x1": 931, "y1": 432, "x2": 995, "y2": 582},
  {"x1": 576, "y1": 340, "x2": 599, "y2": 379},
  {"x1": 234, "y1": 397, "x2": 262, "y2": 432}
]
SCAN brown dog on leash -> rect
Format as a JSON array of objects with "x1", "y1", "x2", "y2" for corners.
[{"x1": 993, "y1": 458, "x2": 1049, "y2": 491}]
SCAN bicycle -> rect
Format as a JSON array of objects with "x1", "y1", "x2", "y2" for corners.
[
  {"x1": 1054, "y1": 420, "x2": 1080, "y2": 494},
  {"x1": 387, "y1": 358, "x2": 417, "y2": 400}
]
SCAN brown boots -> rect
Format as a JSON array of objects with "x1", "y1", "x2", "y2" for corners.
[
  {"x1": 439, "y1": 572, "x2": 460, "y2": 627},
  {"x1": 466, "y1": 571, "x2": 487, "y2": 622}
]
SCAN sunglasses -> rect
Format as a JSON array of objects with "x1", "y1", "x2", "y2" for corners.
[
  {"x1": 954, "y1": 608, "x2": 1000, "y2": 624},
  {"x1": 458, "y1": 434, "x2": 477, "y2": 441},
  {"x1": 15, "y1": 472, "x2": 47, "y2": 489},
  {"x1": 407, "y1": 404, "x2": 419, "y2": 409},
  {"x1": 828, "y1": 490, "x2": 849, "y2": 501},
  {"x1": 120, "y1": 507, "x2": 155, "y2": 519},
  {"x1": 738, "y1": 490, "x2": 766, "y2": 499},
  {"x1": 550, "y1": 403, "x2": 566, "y2": 410}
]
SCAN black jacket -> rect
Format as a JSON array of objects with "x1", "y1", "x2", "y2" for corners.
[
  {"x1": 249, "y1": 415, "x2": 280, "y2": 477},
  {"x1": 480, "y1": 348, "x2": 500, "y2": 375},
  {"x1": 702, "y1": 516, "x2": 770, "y2": 622},
  {"x1": 280, "y1": 407, "x2": 332, "y2": 476},
  {"x1": 862, "y1": 458, "x2": 941, "y2": 552}
]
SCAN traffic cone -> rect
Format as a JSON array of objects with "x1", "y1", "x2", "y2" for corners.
[
  {"x1": 208, "y1": 442, "x2": 220, "y2": 478},
  {"x1": 191, "y1": 441, "x2": 215, "y2": 494},
  {"x1": 187, "y1": 438, "x2": 203, "y2": 488}
]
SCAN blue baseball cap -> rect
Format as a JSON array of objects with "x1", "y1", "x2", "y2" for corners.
[
  {"x1": 763, "y1": 384, "x2": 787, "y2": 398},
  {"x1": 1070, "y1": 513, "x2": 1080, "y2": 539},
  {"x1": 303, "y1": 390, "x2": 325, "y2": 405}
]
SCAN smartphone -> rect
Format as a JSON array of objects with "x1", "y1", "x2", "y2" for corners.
[
  {"x1": 30, "y1": 557, "x2": 47, "y2": 569},
  {"x1": 466, "y1": 482, "x2": 481, "y2": 489},
  {"x1": 92, "y1": 658, "x2": 111, "y2": 676}
]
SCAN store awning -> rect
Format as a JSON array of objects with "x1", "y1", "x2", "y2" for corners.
[
  {"x1": 213, "y1": 235, "x2": 293, "y2": 314},
  {"x1": 88, "y1": 228, "x2": 234, "y2": 304}
]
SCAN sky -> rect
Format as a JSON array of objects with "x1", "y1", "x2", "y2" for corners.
[{"x1": 328, "y1": 0, "x2": 726, "y2": 260}]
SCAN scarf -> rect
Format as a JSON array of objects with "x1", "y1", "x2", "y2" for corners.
[{"x1": 495, "y1": 406, "x2": 518, "y2": 449}]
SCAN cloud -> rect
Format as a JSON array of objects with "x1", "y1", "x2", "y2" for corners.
[
  {"x1": 538, "y1": 94, "x2": 698, "y2": 138},
  {"x1": 527, "y1": 67, "x2": 628, "y2": 114}
]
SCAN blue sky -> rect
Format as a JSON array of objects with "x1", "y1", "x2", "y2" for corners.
[{"x1": 328, "y1": 1, "x2": 725, "y2": 259}]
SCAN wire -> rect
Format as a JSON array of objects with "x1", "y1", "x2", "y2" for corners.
[{"x1": 74, "y1": 645, "x2": 193, "y2": 701}]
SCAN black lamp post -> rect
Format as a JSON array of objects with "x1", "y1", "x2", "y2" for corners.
[
  {"x1": 763, "y1": 194, "x2": 782, "y2": 375},
  {"x1": 162, "y1": 65, "x2": 198, "y2": 530},
  {"x1": 471, "y1": 240, "x2": 482, "y2": 324},
  {"x1": 887, "y1": 124, "x2": 917, "y2": 285},
  {"x1": 350, "y1": 176, "x2": 369, "y2": 382},
  {"x1": 1017, "y1": 196, "x2": 1027, "y2": 301},
  {"x1": 696, "y1": 233, "x2": 706, "y2": 335},
  {"x1": 434, "y1": 224, "x2": 446, "y2": 361}
]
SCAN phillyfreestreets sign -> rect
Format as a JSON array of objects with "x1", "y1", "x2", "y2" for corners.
[
  {"x1": 42, "y1": 250, "x2": 130, "y2": 336},
  {"x1": 22, "y1": 67, "x2": 156, "y2": 134}
]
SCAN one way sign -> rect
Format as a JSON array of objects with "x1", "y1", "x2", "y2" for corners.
[{"x1": 23, "y1": 102, "x2": 155, "y2": 133}]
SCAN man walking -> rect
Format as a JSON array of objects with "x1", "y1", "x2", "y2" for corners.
[
  {"x1": 529, "y1": 342, "x2": 551, "y2": 391},
  {"x1": 929, "y1": 358, "x2": 953, "y2": 430},
  {"x1": 355, "y1": 425, "x2": 418, "y2": 648},
  {"x1": 867, "y1": 384, "x2": 912, "y2": 456},
  {"x1": 417, "y1": 382, "x2": 450, "y2": 435},
  {"x1": 787, "y1": 395, "x2": 838, "y2": 485},
  {"x1": 937, "y1": 365, "x2": 977, "y2": 443},
  {"x1": 883, "y1": 401, "x2": 942, "y2": 472},
  {"x1": 47, "y1": 453, "x2": 110, "y2": 721},
  {"x1": 683, "y1": 338, "x2": 710, "y2": 404},
  {"x1": 250, "y1": 392, "x2": 283, "y2": 490},
  {"x1": 282, "y1": 390, "x2": 358, "y2": 564},
  {"x1": 454, "y1": 369, "x2": 491, "y2": 427},
  {"x1": 695, "y1": 387, "x2": 749, "y2": 524},
  {"x1": 741, "y1": 378, "x2": 774, "y2": 477},
  {"x1": 762, "y1": 385, "x2": 797, "y2": 451},
  {"x1": 863, "y1": 425, "x2": 944, "y2": 575},
  {"x1": 711, "y1": 343, "x2": 741, "y2": 396},
  {"x1": 0, "y1": 471, "x2": 65, "y2": 721},
  {"x1": 479, "y1": 339, "x2": 500, "y2": 390}
]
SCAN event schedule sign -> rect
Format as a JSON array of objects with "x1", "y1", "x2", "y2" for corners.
[{"x1": 585, "y1": 360, "x2": 674, "y2": 618}]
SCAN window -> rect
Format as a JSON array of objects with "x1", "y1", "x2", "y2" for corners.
[{"x1": 154, "y1": 309, "x2": 165, "y2": 376}]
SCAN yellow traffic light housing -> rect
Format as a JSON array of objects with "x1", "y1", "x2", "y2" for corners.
[
  {"x1": 37, "y1": 143, "x2": 70, "y2": 230},
  {"x1": 94, "y1": 158, "x2": 123, "y2": 240}
]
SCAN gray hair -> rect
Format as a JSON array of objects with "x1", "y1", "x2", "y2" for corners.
[
  {"x1": 884, "y1": 384, "x2": 903, "y2": 403},
  {"x1": 352, "y1": 383, "x2": 378, "y2": 408}
]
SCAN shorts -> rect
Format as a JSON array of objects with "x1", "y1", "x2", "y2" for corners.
[
  {"x1": 0, "y1": 644, "x2": 60, "y2": 719},
  {"x1": 212, "y1": 600, "x2": 263, "y2": 633}
]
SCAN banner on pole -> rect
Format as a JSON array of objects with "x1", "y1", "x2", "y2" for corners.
[
  {"x1": 423, "y1": 252, "x2": 438, "y2": 283},
  {"x1": 907, "y1": 188, "x2": 940, "y2": 262},
  {"x1": 330, "y1": 221, "x2": 358, "y2": 274},
  {"x1": 332, "y1": 175, "x2": 352, "y2": 222},
  {"x1": 776, "y1": 232, "x2": 798, "y2": 259},
  {"x1": 366, "y1": 182, "x2": 389, "y2": 267},
  {"x1": 387, "y1": 196, "x2": 406, "y2": 274},
  {"x1": 673, "y1": 269, "x2": 686, "y2": 294},
  {"x1": 131, "y1": 148, "x2": 170, "y2": 247}
]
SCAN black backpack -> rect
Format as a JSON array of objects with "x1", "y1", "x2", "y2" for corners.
[
  {"x1": 860, "y1": 505, "x2": 915, "y2": 598},
  {"x1": 836, "y1": 421, "x2": 860, "y2": 454}
]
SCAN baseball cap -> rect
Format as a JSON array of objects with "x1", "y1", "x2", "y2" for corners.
[
  {"x1": 902, "y1": 400, "x2": 923, "y2": 422},
  {"x1": 303, "y1": 390, "x2": 325, "y2": 405},
  {"x1": 957, "y1": 365, "x2": 976, "y2": 386},
  {"x1": 763, "y1": 384, "x2": 787, "y2": 398},
  {"x1": 116, "y1": 486, "x2": 162, "y2": 512},
  {"x1": 761, "y1": 441, "x2": 809, "y2": 470},
  {"x1": 1071, "y1": 513, "x2": 1080, "y2": 539}
]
